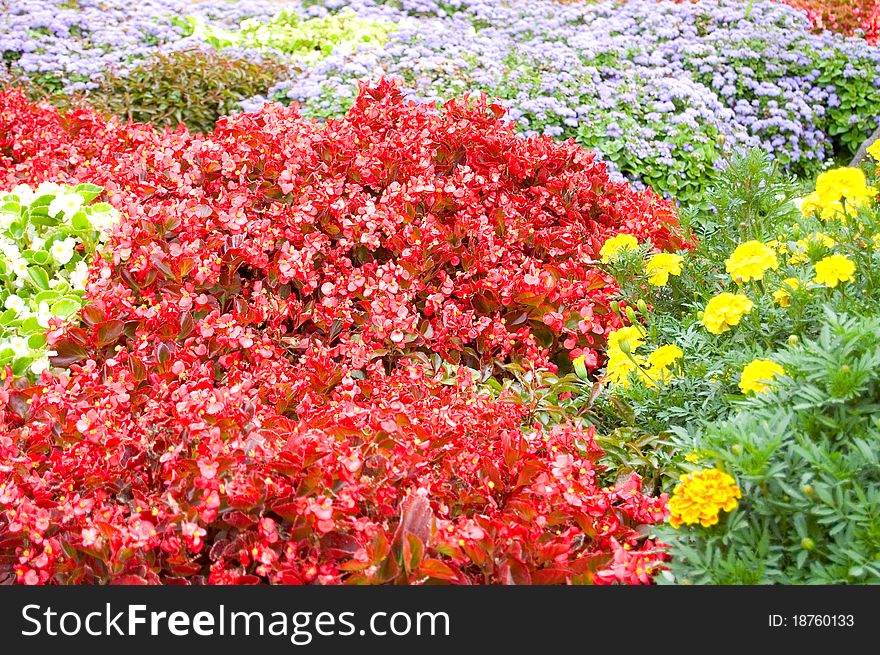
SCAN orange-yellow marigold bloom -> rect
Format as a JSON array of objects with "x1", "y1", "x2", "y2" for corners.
[
  {"x1": 739, "y1": 358, "x2": 785, "y2": 395},
  {"x1": 725, "y1": 240, "x2": 779, "y2": 283},
  {"x1": 669, "y1": 468, "x2": 742, "y2": 529},
  {"x1": 813, "y1": 254, "x2": 856, "y2": 288},
  {"x1": 772, "y1": 277, "x2": 801, "y2": 307},
  {"x1": 600, "y1": 234, "x2": 639, "y2": 263},
  {"x1": 816, "y1": 167, "x2": 875, "y2": 205},
  {"x1": 644, "y1": 252, "x2": 684, "y2": 286},
  {"x1": 701, "y1": 292, "x2": 754, "y2": 335}
]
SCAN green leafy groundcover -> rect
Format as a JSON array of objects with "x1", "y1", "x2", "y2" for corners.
[
  {"x1": 0, "y1": 183, "x2": 118, "y2": 376},
  {"x1": 183, "y1": 9, "x2": 395, "y2": 62}
]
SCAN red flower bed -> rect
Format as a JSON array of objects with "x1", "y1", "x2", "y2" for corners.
[
  {"x1": 778, "y1": 0, "x2": 879, "y2": 42},
  {"x1": 0, "y1": 81, "x2": 680, "y2": 584}
]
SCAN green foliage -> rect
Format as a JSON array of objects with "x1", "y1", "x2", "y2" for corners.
[
  {"x1": 814, "y1": 50, "x2": 880, "y2": 156},
  {"x1": 660, "y1": 312, "x2": 880, "y2": 584},
  {"x1": 574, "y1": 73, "x2": 728, "y2": 208},
  {"x1": 84, "y1": 49, "x2": 287, "y2": 133},
  {"x1": 683, "y1": 148, "x2": 801, "y2": 250},
  {"x1": 187, "y1": 9, "x2": 394, "y2": 64},
  {"x1": 578, "y1": 148, "x2": 880, "y2": 583}
]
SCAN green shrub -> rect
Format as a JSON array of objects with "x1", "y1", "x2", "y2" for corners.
[
  {"x1": 84, "y1": 49, "x2": 287, "y2": 133},
  {"x1": 573, "y1": 148, "x2": 880, "y2": 583},
  {"x1": 185, "y1": 9, "x2": 394, "y2": 64},
  {"x1": 660, "y1": 312, "x2": 880, "y2": 584}
]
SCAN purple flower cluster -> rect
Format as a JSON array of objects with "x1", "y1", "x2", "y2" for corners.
[
  {"x1": 0, "y1": 0, "x2": 283, "y2": 92},
  {"x1": 257, "y1": 0, "x2": 880, "y2": 197},
  {"x1": 2, "y1": 0, "x2": 878, "y2": 201}
]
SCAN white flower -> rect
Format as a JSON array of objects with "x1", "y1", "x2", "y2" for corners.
[
  {"x1": 3, "y1": 294, "x2": 26, "y2": 315},
  {"x1": 69, "y1": 260, "x2": 90, "y2": 290},
  {"x1": 36, "y1": 301, "x2": 54, "y2": 329},
  {"x1": 0, "y1": 237, "x2": 20, "y2": 261},
  {"x1": 10, "y1": 258, "x2": 29, "y2": 280},
  {"x1": 48, "y1": 191, "x2": 84, "y2": 220},
  {"x1": 30, "y1": 356, "x2": 51, "y2": 375},
  {"x1": 9, "y1": 336, "x2": 30, "y2": 358},
  {"x1": 50, "y1": 237, "x2": 77, "y2": 266},
  {"x1": 0, "y1": 208, "x2": 16, "y2": 230},
  {"x1": 30, "y1": 236, "x2": 45, "y2": 251},
  {"x1": 11, "y1": 184, "x2": 36, "y2": 205},
  {"x1": 35, "y1": 182, "x2": 61, "y2": 197}
]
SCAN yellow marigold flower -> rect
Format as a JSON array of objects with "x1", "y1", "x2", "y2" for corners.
[
  {"x1": 804, "y1": 232, "x2": 836, "y2": 248},
  {"x1": 789, "y1": 232, "x2": 835, "y2": 265},
  {"x1": 788, "y1": 251, "x2": 809, "y2": 265},
  {"x1": 767, "y1": 239, "x2": 789, "y2": 255},
  {"x1": 739, "y1": 358, "x2": 785, "y2": 395},
  {"x1": 605, "y1": 350, "x2": 642, "y2": 386},
  {"x1": 868, "y1": 139, "x2": 880, "y2": 162},
  {"x1": 604, "y1": 327, "x2": 682, "y2": 388},
  {"x1": 644, "y1": 252, "x2": 684, "y2": 287},
  {"x1": 800, "y1": 167, "x2": 877, "y2": 222},
  {"x1": 799, "y1": 191, "x2": 823, "y2": 218},
  {"x1": 813, "y1": 254, "x2": 856, "y2": 288},
  {"x1": 669, "y1": 468, "x2": 742, "y2": 529},
  {"x1": 606, "y1": 325, "x2": 646, "y2": 354},
  {"x1": 814, "y1": 167, "x2": 876, "y2": 215},
  {"x1": 640, "y1": 344, "x2": 683, "y2": 386},
  {"x1": 603, "y1": 325, "x2": 646, "y2": 387},
  {"x1": 772, "y1": 277, "x2": 800, "y2": 307},
  {"x1": 683, "y1": 452, "x2": 703, "y2": 464},
  {"x1": 724, "y1": 240, "x2": 778, "y2": 283},
  {"x1": 701, "y1": 292, "x2": 754, "y2": 335},
  {"x1": 802, "y1": 191, "x2": 861, "y2": 221},
  {"x1": 820, "y1": 201, "x2": 858, "y2": 222},
  {"x1": 600, "y1": 234, "x2": 639, "y2": 263},
  {"x1": 647, "y1": 344, "x2": 683, "y2": 370}
]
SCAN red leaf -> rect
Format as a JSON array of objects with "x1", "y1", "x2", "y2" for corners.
[
  {"x1": 111, "y1": 575, "x2": 150, "y2": 585},
  {"x1": 50, "y1": 339, "x2": 88, "y2": 367},
  {"x1": 394, "y1": 494, "x2": 433, "y2": 547},
  {"x1": 419, "y1": 558, "x2": 459, "y2": 582},
  {"x1": 95, "y1": 319, "x2": 125, "y2": 346}
]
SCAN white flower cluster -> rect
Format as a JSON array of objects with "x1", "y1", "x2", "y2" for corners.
[{"x1": 0, "y1": 182, "x2": 120, "y2": 376}]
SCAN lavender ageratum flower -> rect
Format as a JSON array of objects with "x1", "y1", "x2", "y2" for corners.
[
  {"x1": 251, "y1": 0, "x2": 877, "y2": 200},
  {"x1": 3, "y1": 0, "x2": 878, "y2": 202}
]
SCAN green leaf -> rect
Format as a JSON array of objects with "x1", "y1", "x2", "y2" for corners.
[
  {"x1": 34, "y1": 290, "x2": 60, "y2": 304},
  {"x1": 51, "y1": 298, "x2": 81, "y2": 319},
  {"x1": 11, "y1": 357, "x2": 32, "y2": 376},
  {"x1": 0, "y1": 309, "x2": 17, "y2": 326},
  {"x1": 27, "y1": 333, "x2": 46, "y2": 349},
  {"x1": 27, "y1": 266, "x2": 50, "y2": 290},
  {"x1": 31, "y1": 250, "x2": 50, "y2": 265},
  {"x1": 19, "y1": 317, "x2": 43, "y2": 335},
  {"x1": 74, "y1": 183, "x2": 103, "y2": 203},
  {"x1": 29, "y1": 209, "x2": 59, "y2": 227},
  {"x1": 70, "y1": 211, "x2": 92, "y2": 231}
]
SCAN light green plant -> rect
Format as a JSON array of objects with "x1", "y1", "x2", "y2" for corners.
[
  {"x1": 582, "y1": 148, "x2": 880, "y2": 582},
  {"x1": 186, "y1": 9, "x2": 395, "y2": 64},
  {"x1": 0, "y1": 182, "x2": 118, "y2": 376}
]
